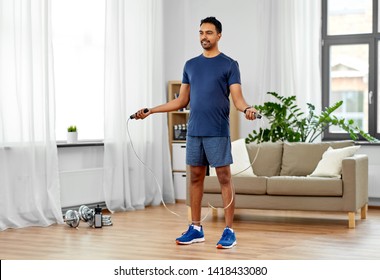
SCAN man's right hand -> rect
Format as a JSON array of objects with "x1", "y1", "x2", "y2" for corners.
[{"x1": 132, "y1": 108, "x2": 150, "y2": 120}]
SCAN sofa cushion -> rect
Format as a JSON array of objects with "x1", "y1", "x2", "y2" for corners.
[
  {"x1": 267, "y1": 176, "x2": 343, "y2": 196},
  {"x1": 309, "y1": 145, "x2": 360, "y2": 178},
  {"x1": 280, "y1": 141, "x2": 354, "y2": 176},
  {"x1": 246, "y1": 142, "x2": 283, "y2": 176},
  {"x1": 204, "y1": 176, "x2": 267, "y2": 195},
  {"x1": 328, "y1": 140, "x2": 355, "y2": 149},
  {"x1": 210, "y1": 138, "x2": 256, "y2": 177}
]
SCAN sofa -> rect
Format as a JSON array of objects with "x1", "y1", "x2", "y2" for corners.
[{"x1": 186, "y1": 140, "x2": 368, "y2": 228}]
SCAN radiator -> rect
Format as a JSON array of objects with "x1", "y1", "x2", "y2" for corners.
[
  {"x1": 59, "y1": 168, "x2": 105, "y2": 209},
  {"x1": 368, "y1": 165, "x2": 380, "y2": 206}
]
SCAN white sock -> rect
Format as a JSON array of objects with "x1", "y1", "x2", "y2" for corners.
[
  {"x1": 193, "y1": 225, "x2": 201, "y2": 231},
  {"x1": 227, "y1": 227, "x2": 234, "y2": 233}
]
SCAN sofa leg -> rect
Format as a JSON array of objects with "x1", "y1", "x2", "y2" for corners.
[
  {"x1": 212, "y1": 208, "x2": 218, "y2": 219},
  {"x1": 361, "y1": 204, "x2": 368, "y2": 220},
  {"x1": 348, "y1": 212, "x2": 356, "y2": 228}
]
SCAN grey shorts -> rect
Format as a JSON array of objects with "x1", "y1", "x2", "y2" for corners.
[{"x1": 186, "y1": 136, "x2": 233, "y2": 167}]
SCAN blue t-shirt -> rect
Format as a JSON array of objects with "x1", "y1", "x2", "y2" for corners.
[{"x1": 182, "y1": 53, "x2": 241, "y2": 137}]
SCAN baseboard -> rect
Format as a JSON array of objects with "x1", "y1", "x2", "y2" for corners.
[
  {"x1": 61, "y1": 201, "x2": 107, "y2": 215},
  {"x1": 369, "y1": 197, "x2": 380, "y2": 207}
]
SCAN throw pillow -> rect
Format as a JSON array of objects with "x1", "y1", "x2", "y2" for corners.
[
  {"x1": 309, "y1": 145, "x2": 360, "y2": 178},
  {"x1": 209, "y1": 138, "x2": 256, "y2": 177},
  {"x1": 280, "y1": 142, "x2": 331, "y2": 176},
  {"x1": 246, "y1": 142, "x2": 283, "y2": 176}
]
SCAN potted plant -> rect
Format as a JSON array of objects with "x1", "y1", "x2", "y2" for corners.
[
  {"x1": 246, "y1": 92, "x2": 379, "y2": 144},
  {"x1": 67, "y1": 125, "x2": 78, "y2": 143}
]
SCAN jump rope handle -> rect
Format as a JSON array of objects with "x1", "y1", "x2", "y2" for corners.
[{"x1": 130, "y1": 108, "x2": 149, "y2": 119}]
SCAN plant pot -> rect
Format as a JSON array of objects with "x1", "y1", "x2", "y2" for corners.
[{"x1": 67, "y1": 132, "x2": 78, "y2": 144}]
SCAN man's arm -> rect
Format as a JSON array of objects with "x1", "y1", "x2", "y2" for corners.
[
  {"x1": 230, "y1": 83, "x2": 257, "y2": 120},
  {"x1": 134, "y1": 83, "x2": 190, "y2": 119}
]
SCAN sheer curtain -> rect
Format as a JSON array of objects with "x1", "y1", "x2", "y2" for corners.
[
  {"x1": 0, "y1": 0, "x2": 63, "y2": 231},
  {"x1": 252, "y1": 0, "x2": 321, "y2": 113},
  {"x1": 103, "y1": 0, "x2": 174, "y2": 212}
]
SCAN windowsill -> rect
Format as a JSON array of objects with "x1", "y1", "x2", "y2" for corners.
[
  {"x1": 322, "y1": 138, "x2": 380, "y2": 146},
  {"x1": 354, "y1": 141, "x2": 380, "y2": 146},
  {"x1": 56, "y1": 139, "x2": 380, "y2": 148},
  {"x1": 57, "y1": 140, "x2": 104, "y2": 148}
]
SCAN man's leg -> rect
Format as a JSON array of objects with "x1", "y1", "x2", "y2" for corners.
[
  {"x1": 215, "y1": 165, "x2": 236, "y2": 249},
  {"x1": 175, "y1": 165, "x2": 206, "y2": 245},
  {"x1": 215, "y1": 165, "x2": 234, "y2": 228},
  {"x1": 189, "y1": 165, "x2": 207, "y2": 225},
  {"x1": 176, "y1": 136, "x2": 207, "y2": 245}
]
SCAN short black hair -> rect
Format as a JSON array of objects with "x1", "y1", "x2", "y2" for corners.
[{"x1": 200, "y1": 17, "x2": 222, "y2": 34}]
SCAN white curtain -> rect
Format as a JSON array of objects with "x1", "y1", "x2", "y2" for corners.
[
  {"x1": 252, "y1": 0, "x2": 322, "y2": 112},
  {"x1": 103, "y1": 0, "x2": 174, "y2": 212},
  {"x1": 0, "y1": 0, "x2": 63, "y2": 230}
]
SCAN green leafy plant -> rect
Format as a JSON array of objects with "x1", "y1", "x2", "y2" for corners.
[
  {"x1": 246, "y1": 92, "x2": 378, "y2": 144},
  {"x1": 67, "y1": 125, "x2": 77, "y2": 132}
]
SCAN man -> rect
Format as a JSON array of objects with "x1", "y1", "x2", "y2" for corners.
[{"x1": 134, "y1": 16, "x2": 258, "y2": 249}]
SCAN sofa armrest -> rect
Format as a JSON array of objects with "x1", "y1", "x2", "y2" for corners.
[{"x1": 341, "y1": 154, "x2": 368, "y2": 211}]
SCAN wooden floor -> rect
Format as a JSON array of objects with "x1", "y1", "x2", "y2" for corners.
[{"x1": 1, "y1": 203, "x2": 380, "y2": 260}]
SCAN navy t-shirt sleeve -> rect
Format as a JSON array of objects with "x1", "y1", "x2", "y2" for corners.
[
  {"x1": 182, "y1": 62, "x2": 189, "y2": 84},
  {"x1": 228, "y1": 61, "x2": 241, "y2": 86}
]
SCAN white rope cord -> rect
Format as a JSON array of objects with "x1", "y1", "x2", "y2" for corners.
[{"x1": 126, "y1": 118, "x2": 180, "y2": 217}]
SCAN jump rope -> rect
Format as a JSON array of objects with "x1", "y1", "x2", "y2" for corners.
[{"x1": 127, "y1": 109, "x2": 264, "y2": 224}]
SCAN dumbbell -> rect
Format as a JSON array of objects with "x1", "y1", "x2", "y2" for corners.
[
  {"x1": 64, "y1": 209, "x2": 80, "y2": 228},
  {"x1": 78, "y1": 205, "x2": 95, "y2": 227}
]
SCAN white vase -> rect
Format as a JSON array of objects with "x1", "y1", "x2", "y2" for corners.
[{"x1": 67, "y1": 132, "x2": 78, "y2": 143}]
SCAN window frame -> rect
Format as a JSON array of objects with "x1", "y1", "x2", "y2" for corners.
[{"x1": 321, "y1": 0, "x2": 380, "y2": 141}]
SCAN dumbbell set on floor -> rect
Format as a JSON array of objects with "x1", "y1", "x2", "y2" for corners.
[{"x1": 64, "y1": 205, "x2": 112, "y2": 228}]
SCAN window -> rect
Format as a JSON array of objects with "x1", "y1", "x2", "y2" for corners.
[
  {"x1": 51, "y1": 0, "x2": 105, "y2": 141},
  {"x1": 322, "y1": 0, "x2": 380, "y2": 140}
]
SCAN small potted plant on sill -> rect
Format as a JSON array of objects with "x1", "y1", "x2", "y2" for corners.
[{"x1": 67, "y1": 125, "x2": 78, "y2": 144}]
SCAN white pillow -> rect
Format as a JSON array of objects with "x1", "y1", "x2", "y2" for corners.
[
  {"x1": 209, "y1": 138, "x2": 256, "y2": 177},
  {"x1": 309, "y1": 145, "x2": 360, "y2": 178}
]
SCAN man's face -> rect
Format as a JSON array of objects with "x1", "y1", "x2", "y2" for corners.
[{"x1": 199, "y1": 23, "x2": 221, "y2": 50}]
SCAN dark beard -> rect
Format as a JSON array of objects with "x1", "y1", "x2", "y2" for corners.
[{"x1": 201, "y1": 40, "x2": 211, "y2": 50}]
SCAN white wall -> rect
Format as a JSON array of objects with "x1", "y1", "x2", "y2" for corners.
[{"x1": 162, "y1": 0, "x2": 186, "y2": 85}]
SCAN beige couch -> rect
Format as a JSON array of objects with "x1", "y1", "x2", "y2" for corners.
[{"x1": 186, "y1": 140, "x2": 368, "y2": 228}]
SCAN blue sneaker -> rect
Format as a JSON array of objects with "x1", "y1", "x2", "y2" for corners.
[
  {"x1": 216, "y1": 227, "x2": 237, "y2": 249},
  {"x1": 176, "y1": 224, "x2": 205, "y2": 245}
]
